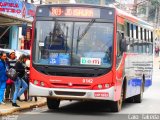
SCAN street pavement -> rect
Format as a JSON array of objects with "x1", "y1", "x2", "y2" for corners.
[
  {"x1": 13, "y1": 56, "x2": 160, "y2": 120},
  {"x1": 0, "y1": 97, "x2": 46, "y2": 116}
]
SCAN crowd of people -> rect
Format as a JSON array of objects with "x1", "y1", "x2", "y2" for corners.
[{"x1": 0, "y1": 50, "x2": 37, "y2": 107}]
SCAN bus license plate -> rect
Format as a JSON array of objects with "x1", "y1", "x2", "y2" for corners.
[{"x1": 94, "y1": 92, "x2": 109, "y2": 98}]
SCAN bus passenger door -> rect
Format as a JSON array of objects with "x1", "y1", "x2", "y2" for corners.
[
  {"x1": 116, "y1": 31, "x2": 126, "y2": 100},
  {"x1": 116, "y1": 31, "x2": 125, "y2": 67}
]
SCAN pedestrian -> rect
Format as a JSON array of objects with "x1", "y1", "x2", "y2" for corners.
[
  {"x1": 12, "y1": 54, "x2": 28, "y2": 107},
  {"x1": 0, "y1": 52, "x2": 8, "y2": 104},
  {"x1": 23, "y1": 55, "x2": 30, "y2": 101},
  {"x1": 24, "y1": 55, "x2": 37, "y2": 102},
  {"x1": 9, "y1": 51, "x2": 17, "y2": 68},
  {"x1": 5, "y1": 51, "x2": 16, "y2": 101},
  {"x1": 155, "y1": 45, "x2": 159, "y2": 56}
]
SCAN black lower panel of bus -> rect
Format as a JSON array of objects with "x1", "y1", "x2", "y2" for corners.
[{"x1": 33, "y1": 65, "x2": 111, "y2": 77}]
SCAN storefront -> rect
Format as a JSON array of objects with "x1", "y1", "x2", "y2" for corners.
[{"x1": 0, "y1": 0, "x2": 36, "y2": 50}]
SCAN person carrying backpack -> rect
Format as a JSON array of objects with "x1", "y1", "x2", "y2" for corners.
[{"x1": 12, "y1": 54, "x2": 28, "y2": 107}]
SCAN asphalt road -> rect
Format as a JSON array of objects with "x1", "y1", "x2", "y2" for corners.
[{"x1": 4, "y1": 58, "x2": 160, "y2": 120}]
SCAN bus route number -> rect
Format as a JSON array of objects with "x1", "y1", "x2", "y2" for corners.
[{"x1": 82, "y1": 79, "x2": 93, "y2": 84}]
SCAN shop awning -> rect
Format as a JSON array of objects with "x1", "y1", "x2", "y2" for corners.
[{"x1": 0, "y1": 13, "x2": 32, "y2": 26}]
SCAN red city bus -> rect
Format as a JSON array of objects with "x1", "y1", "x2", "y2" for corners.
[{"x1": 29, "y1": 4, "x2": 154, "y2": 112}]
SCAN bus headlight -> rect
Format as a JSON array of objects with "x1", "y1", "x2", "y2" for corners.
[
  {"x1": 98, "y1": 84, "x2": 103, "y2": 89},
  {"x1": 105, "y1": 84, "x2": 110, "y2": 88},
  {"x1": 40, "y1": 82, "x2": 45, "y2": 87},
  {"x1": 32, "y1": 80, "x2": 48, "y2": 87},
  {"x1": 34, "y1": 80, "x2": 39, "y2": 85},
  {"x1": 92, "y1": 83, "x2": 112, "y2": 90}
]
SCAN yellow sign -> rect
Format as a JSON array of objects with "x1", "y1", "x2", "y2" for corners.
[{"x1": 154, "y1": 29, "x2": 160, "y2": 37}]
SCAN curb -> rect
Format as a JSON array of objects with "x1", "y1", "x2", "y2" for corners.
[{"x1": 0, "y1": 101, "x2": 46, "y2": 116}]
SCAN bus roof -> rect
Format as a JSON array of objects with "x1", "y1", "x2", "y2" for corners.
[{"x1": 115, "y1": 7, "x2": 153, "y2": 30}]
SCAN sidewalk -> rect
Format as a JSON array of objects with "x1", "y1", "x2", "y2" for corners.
[{"x1": 0, "y1": 97, "x2": 46, "y2": 116}]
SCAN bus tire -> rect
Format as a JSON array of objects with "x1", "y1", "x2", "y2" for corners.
[
  {"x1": 110, "y1": 89, "x2": 123, "y2": 112},
  {"x1": 125, "y1": 97, "x2": 134, "y2": 103},
  {"x1": 47, "y1": 98, "x2": 60, "y2": 110},
  {"x1": 133, "y1": 82, "x2": 143, "y2": 103}
]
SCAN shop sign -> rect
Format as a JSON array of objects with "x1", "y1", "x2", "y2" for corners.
[{"x1": 0, "y1": 0, "x2": 36, "y2": 21}]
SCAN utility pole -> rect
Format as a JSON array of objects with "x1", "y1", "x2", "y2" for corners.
[
  {"x1": 146, "y1": 0, "x2": 150, "y2": 21},
  {"x1": 155, "y1": 2, "x2": 159, "y2": 27},
  {"x1": 157, "y1": 3, "x2": 160, "y2": 27}
]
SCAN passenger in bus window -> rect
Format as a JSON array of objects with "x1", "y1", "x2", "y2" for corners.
[
  {"x1": 44, "y1": 36, "x2": 51, "y2": 50},
  {"x1": 51, "y1": 30, "x2": 65, "y2": 50}
]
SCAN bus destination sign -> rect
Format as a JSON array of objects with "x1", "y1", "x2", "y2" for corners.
[{"x1": 50, "y1": 7, "x2": 100, "y2": 18}]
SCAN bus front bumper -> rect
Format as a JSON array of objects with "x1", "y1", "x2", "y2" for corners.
[{"x1": 29, "y1": 83, "x2": 115, "y2": 101}]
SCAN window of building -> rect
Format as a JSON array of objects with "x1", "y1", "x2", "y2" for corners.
[
  {"x1": 140, "y1": 27, "x2": 143, "y2": 40},
  {"x1": 144, "y1": 29, "x2": 146, "y2": 41},
  {"x1": 146, "y1": 30, "x2": 148, "y2": 41},
  {"x1": 151, "y1": 32, "x2": 153, "y2": 42},
  {"x1": 133, "y1": 25, "x2": 137, "y2": 39},
  {"x1": 127, "y1": 22, "x2": 130, "y2": 37}
]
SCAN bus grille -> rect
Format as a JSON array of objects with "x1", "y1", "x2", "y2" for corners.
[
  {"x1": 54, "y1": 91, "x2": 86, "y2": 96},
  {"x1": 47, "y1": 72, "x2": 96, "y2": 77},
  {"x1": 33, "y1": 65, "x2": 111, "y2": 77},
  {"x1": 51, "y1": 83, "x2": 90, "y2": 89}
]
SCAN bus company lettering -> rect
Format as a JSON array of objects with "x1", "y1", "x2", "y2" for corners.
[
  {"x1": 80, "y1": 57, "x2": 101, "y2": 65},
  {"x1": 94, "y1": 92, "x2": 109, "y2": 98}
]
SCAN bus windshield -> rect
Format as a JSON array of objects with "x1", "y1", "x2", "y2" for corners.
[{"x1": 33, "y1": 19, "x2": 113, "y2": 68}]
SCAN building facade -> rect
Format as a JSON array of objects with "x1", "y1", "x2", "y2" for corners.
[{"x1": 0, "y1": 0, "x2": 36, "y2": 50}]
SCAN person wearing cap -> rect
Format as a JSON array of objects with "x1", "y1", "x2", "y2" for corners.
[
  {"x1": 5, "y1": 51, "x2": 17, "y2": 101},
  {"x1": 9, "y1": 51, "x2": 17, "y2": 68}
]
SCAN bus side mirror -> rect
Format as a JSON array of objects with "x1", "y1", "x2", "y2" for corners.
[
  {"x1": 117, "y1": 32, "x2": 126, "y2": 54},
  {"x1": 120, "y1": 39, "x2": 127, "y2": 53}
]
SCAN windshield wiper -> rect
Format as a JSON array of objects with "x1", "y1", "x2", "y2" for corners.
[
  {"x1": 77, "y1": 19, "x2": 95, "y2": 42},
  {"x1": 76, "y1": 19, "x2": 95, "y2": 53}
]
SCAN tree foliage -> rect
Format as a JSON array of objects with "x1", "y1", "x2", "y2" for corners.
[
  {"x1": 148, "y1": 0, "x2": 160, "y2": 21},
  {"x1": 137, "y1": 0, "x2": 160, "y2": 21}
]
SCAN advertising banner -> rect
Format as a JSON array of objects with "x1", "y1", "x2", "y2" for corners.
[{"x1": 0, "y1": 0, "x2": 36, "y2": 21}]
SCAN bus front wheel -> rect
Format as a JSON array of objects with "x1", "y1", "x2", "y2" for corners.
[
  {"x1": 47, "y1": 98, "x2": 60, "y2": 110},
  {"x1": 110, "y1": 89, "x2": 123, "y2": 112}
]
